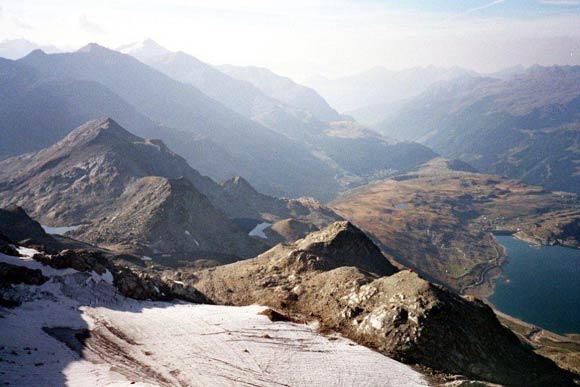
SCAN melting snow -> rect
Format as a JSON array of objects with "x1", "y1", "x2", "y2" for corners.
[
  {"x1": 249, "y1": 222, "x2": 272, "y2": 239},
  {"x1": 0, "y1": 250, "x2": 427, "y2": 387},
  {"x1": 0, "y1": 247, "x2": 78, "y2": 277}
]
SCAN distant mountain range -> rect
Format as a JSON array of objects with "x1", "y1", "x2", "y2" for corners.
[
  {"x1": 0, "y1": 38, "x2": 60, "y2": 60},
  {"x1": 119, "y1": 39, "x2": 335, "y2": 140},
  {"x1": 217, "y1": 63, "x2": 343, "y2": 122},
  {"x1": 2, "y1": 43, "x2": 339, "y2": 199},
  {"x1": 0, "y1": 41, "x2": 438, "y2": 200},
  {"x1": 306, "y1": 66, "x2": 476, "y2": 124},
  {"x1": 376, "y1": 66, "x2": 580, "y2": 194}
]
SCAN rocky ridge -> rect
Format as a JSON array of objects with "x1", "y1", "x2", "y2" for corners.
[{"x1": 188, "y1": 221, "x2": 577, "y2": 386}]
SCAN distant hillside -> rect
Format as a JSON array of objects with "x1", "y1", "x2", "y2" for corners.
[
  {"x1": 0, "y1": 58, "x2": 155, "y2": 159},
  {"x1": 331, "y1": 158, "x2": 580, "y2": 293},
  {"x1": 306, "y1": 66, "x2": 475, "y2": 124},
  {"x1": 0, "y1": 38, "x2": 59, "y2": 60},
  {"x1": 218, "y1": 64, "x2": 343, "y2": 122},
  {"x1": 120, "y1": 39, "x2": 330, "y2": 140},
  {"x1": 377, "y1": 65, "x2": 580, "y2": 194}
]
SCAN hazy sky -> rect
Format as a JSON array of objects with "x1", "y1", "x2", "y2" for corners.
[{"x1": 1, "y1": 0, "x2": 580, "y2": 80}]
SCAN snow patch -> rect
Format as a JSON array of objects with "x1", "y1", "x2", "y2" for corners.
[
  {"x1": 0, "y1": 248, "x2": 77, "y2": 277},
  {"x1": 1, "y1": 254, "x2": 427, "y2": 387}
]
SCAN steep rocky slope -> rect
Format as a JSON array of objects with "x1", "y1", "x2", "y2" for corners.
[
  {"x1": 0, "y1": 205, "x2": 64, "y2": 253},
  {"x1": 0, "y1": 116, "x2": 340, "y2": 243},
  {"x1": 215, "y1": 176, "x2": 341, "y2": 231},
  {"x1": 188, "y1": 222, "x2": 576, "y2": 386},
  {"x1": 69, "y1": 176, "x2": 265, "y2": 259},
  {"x1": 0, "y1": 119, "x2": 265, "y2": 260}
]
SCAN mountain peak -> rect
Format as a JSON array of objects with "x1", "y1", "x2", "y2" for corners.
[
  {"x1": 24, "y1": 48, "x2": 47, "y2": 58},
  {"x1": 221, "y1": 176, "x2": 259, "y2": 195},
  {"x1": 118, "y1": 38, "x2": 171, "y2": 61},
  {"x1": 142, "y1": 38, "x2": 166, "y2": 50},
  {"x1": 294, "y1": 221, "x2": 398, "y2": 276},
  {"x1": 58, "y1": 118, "x2": 140, "y2": 150},
  {"x1": 77, "y1": 42, "x2": 112, "y2": 54}
]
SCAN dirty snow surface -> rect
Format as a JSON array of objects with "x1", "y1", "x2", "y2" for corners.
[{"x1": 0, "y1": 249, "x2": 427, "y2": 387}]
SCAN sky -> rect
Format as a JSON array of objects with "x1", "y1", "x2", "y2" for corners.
[{"x1": 1, "y1": 0, "x2": 580, "y2": 80}]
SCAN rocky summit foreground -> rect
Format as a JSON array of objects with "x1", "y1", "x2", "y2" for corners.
[
  {"x1": 0, "y1": 234, "x2": 427, "y2": 386},
  {"x1": 188, "y1": 222, "x2": 577, "y2": 386}
]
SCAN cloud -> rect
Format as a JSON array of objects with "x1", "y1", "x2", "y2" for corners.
[
  {"x1": 540, "y1": 0, "x2": 580, "y2": 4},
  {"x1": 79, "y1": 14, "x2": 105, "y2": 34},
  {"x1": 462, "y1": 0, "x2": 506, "y2": 15}
]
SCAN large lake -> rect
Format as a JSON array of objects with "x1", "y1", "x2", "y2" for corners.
[{"x1": 489, "y1": 236, "x2": 580, "y2": 335}]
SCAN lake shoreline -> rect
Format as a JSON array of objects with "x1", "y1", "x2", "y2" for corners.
[{"x1": 483, "y1": 235, "x2": 580, "y2": 336}]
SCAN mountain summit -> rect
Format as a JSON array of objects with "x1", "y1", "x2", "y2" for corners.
[{"x1": 117, "y1": 38, "x2": 171, "y2": 62}]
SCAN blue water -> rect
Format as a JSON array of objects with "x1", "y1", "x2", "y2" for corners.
[{"x1": 490, "y1": 236, "x2": 580, "y2": 334}]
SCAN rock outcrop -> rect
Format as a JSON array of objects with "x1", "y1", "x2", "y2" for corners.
[
  {"x1": 0, "y1": 262, "x2": 47, "y2": 288},
  {"x1": 0, "y1": 205, "x2": 63, "y2": 252}
]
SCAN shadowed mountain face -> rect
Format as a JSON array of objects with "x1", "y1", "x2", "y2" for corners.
[
  {"x1": 125, "y1": 43, "x2": 437, "y2": 190},
  {"x1": 120, "y1": 40, "x2": 331, "y2": 139},
  {"x1": 15, "y1": 44, "x2": 340, "y2": 200},
  {"x1": 0, "y1": 118, "x2": 266, "y2": 259},
  {"x1": 377, "y1": 66, "x2": 580, "y2": 194},
  {"x1": 1, "y1": 44, "x2": 440, "y2": 201},
  {"x1": 0, "y1": 58, "x2": 155, "y2": 159}
]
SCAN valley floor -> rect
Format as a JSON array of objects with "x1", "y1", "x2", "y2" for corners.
[{"x1": 0, "y1": 249, "x2": 428, "y2": 387}]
